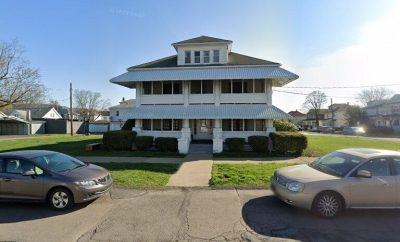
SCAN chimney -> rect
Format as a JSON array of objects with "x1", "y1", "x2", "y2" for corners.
[
  {"x1": 122, "y1": 97, "x2": 125, "y2": 102},
  {"x1": 27, "y1": 110, "x2": 32, "y2": 121}
]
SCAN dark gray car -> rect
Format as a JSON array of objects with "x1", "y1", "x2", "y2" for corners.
[{"x1": 0, "y1": 150, "x2": 112, "y2": 210}]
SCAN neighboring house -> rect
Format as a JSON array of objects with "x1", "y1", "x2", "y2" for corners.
[
  {"x1": 303, "y1": 109, "x2": 331, "y2": 129},
  {"x1": 9, "y1": 104, "x2": 63, "y2": 120},
  {"x1": 288, "y1": 110, "x2": 306, "y2": 126},
  {"x1": 0, "y1": 112, "x2": 45, "y2": 135},
  {"x1": 110, "y1": 36, "x2": 298, "y2": 153},
  {"x1": 363, "y1": 94, "x2": 400, "y2": 132},
  {"x1": 109, "y1": 98, "x2": 136, "y2": 130},
  {"x1": 328, "y1": 103, "x2": 350, "y2": 128}
]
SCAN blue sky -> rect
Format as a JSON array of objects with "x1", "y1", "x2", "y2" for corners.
[{"x1": 1, "y1": 0, "x2": 399, "y2": 111}]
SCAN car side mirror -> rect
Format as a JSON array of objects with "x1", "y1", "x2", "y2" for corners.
[
  {"x1": 22, "y1": 170, "x2": 36, "y2": 176},
  {"x1": 357, "y1": 170, "x2": 372, "y2": 178}
]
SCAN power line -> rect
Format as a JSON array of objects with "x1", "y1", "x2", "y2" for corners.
[
  {"x1": 273, "y1": 89, "x2": 358, "y2": 99},
  {"x1": 275, "y1": 83, "x2": 400, "y2": 89}
]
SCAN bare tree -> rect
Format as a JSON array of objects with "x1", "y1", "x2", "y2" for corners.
[
  {"x1": 357, "y1": 87, "x2": 393, "y2": 106},
  {"x1": 303, "y1": 91, "x2": 327, "y2": 127},
  {"x1": 0, "y1": 40, "x2": 46, "y2": 109},
  {"x1": 74, "y1": 89, "x2": 110, "y2": 121}
]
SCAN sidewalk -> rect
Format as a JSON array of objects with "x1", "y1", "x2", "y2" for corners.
[{"x1": 166, "y1": 154, "x2": 213, "y2": 187}]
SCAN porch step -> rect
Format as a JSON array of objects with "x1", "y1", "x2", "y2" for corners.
[{"x1": 189, "y1": 144, "x2": 213, "y2": 154}]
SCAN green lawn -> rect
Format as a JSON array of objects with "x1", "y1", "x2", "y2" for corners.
[
  {"x1": 0, "y1": 134, "x2": 184, "y2": 157},
  {"x1": 93, "y1": 162, "x2": 180, "y2": 188},
  {"x1": 305, "y1": 135, "x2": 400, "y2": 157},
  {"x1": 210, "y1": 163, "x2": 298, "y2": 187}
]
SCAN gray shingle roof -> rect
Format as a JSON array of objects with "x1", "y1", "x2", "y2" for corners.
[
  {"x1": 172, "y1": 36, "x2": 232, "y2": 46},
  {"x1": 120, "y1": 104, "x2": 291, "y2": 120},
  {"x1": 128, "y1": 52, "x2": 280, "y2": 70}
]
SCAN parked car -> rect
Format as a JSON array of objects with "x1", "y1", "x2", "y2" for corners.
[
  {"x1": 271, "y1": 148, "x2": 400, "y2": 218},
  {"x1": 343, "y1": 126, "x2": 366, "y2": 136},
  {"x1": 0, "y1": 150, "x2": 112, "y2": 210}
]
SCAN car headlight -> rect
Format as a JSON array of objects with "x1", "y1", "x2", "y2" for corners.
[
  {"x1": 74, "y1": 180, "x2": 97, "y2": 186},
  {"x1": 286, "y1": 182, "x2": 304, "y2": 192}
]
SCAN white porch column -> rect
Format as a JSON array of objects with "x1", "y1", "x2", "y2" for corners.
[
  {"x1": 183, "y1": 81, "x2": 189, "y2": 106},
  {"x1": 213, "y1": 119, "x2": 223, "y2": 153},
  {"x1": 132, "y1": 119, "x2": 142, "y2": 134},
  {"x1": 266, "y1": 79, "x2": 272, "y2": 105},
  {"x1": 265, "y1": 119, "x2": 275, "y2": 134},
  {"x1": 135, "y1": 82, "x2": 142, "y2": 107},
  {"x1": 178, "y1": 119, "x2": 191, "y2": 154}
]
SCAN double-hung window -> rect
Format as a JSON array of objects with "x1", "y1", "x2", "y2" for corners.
[
  {"x1": 194, "y1": 51, "x2": 201, "y2": 63},
  {"x1": 203, "y1": 51, "x2": 210, "y2": 63},
  {"x1": 213, "y1": 50, "x2": 220, "y2": 63},
  {"x1": 185, "y1": 51, "x2": 191, "y2": 64}
]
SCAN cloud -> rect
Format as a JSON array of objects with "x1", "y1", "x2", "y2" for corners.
[{"x1": 275, "y1": 2, "x2": 400, "y2": 112}]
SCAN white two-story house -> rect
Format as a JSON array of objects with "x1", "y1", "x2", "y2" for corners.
[{"x1": 110, "y1": 36, "x2": 298, "y2": 153}]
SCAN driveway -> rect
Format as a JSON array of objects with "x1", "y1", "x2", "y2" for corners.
[{"x1": 1, "y1": 188, "x2": 400, "y2": 242}]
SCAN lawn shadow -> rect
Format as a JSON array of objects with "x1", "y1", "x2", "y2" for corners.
[
  {"x1": 242, "y1": 195, "x2": 400, "y2": 241},
  {"x1": 0, "y1": 200, "x2": 93, "y2": 223},
  {"x1": 92, "y1": 162, "x2": 181, "y2": 174}
]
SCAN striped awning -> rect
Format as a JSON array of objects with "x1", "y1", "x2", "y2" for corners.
[
  {"x1": 110, "y1": 66, "x2": 298, "y2": 88},
  {"x1": 120, "y1": 104, "x2": 292, "y2": 120}
]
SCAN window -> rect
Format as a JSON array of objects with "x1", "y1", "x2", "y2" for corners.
[
  {"x1": 202, "y1": 80, "x2": 213, "y2": 94},
  {"x1": 143, "y1": 82, "x2": 152, "y2": 94},
  {"x1": 153, "y1": 120, "x2": 161, "y2": 131},
  {"x1": 203, "y1": 50, "x2": 210, "y2": 63},
  {"x1": 255, "y1": 120, "x2": 264, "y2": 131},
  {"x1": 221, "y1": 80, "x2": 231, "y2": 93},
  {"x1": 233, "y1": 119, "x2": 243, "y2": 131},
  {"x1": 142, "y1": 119, "x2": 151, "y2": 130},
  {"x1": 185, "y1": 51, "x2": 191, "y2": 64},
  {"x1": 254, "y1": 79, "x2": 265, "y2": 93},
  {"x1": 5, "y1": 159, "x2": 35, "y2": 174},
  {"x1": 232, "y1": 80, "x2": 243, "y2": 93},
  {"x1": 163, "y1": 81, "x2": 173, "y2": 94},
  {"x1": 191, "y1": 80, "x2": 202, "y2": 94},
  {"x1": 358, "y1": 158, "x2": 391, "y2": 176},
  {"x1": 392, "y1": 157, "x2": 400, "y2": 174},
  {"x1": 173, "y1": 81, "x2": 182, "y2": 94},
  {"x1": 194, "y1": 51, "x2": 201, "y2": 63},
  {"x1": 153, "y1": 81, "x2": 162, "y2": 94},
  {"x1": 213, "y1": 49, "x2": 220, "y2": 63},
  {"x1": 116, "y1": 111, "x2": 119, "y2": 117},
  {"x1": 243, "y1": 79, "x2": 253, "y2": 93},
  {"x1": 222, "y1": 119, "x2": 231, "y2": 131},
  {"x1": 245, "y1": 120, "x2": 254, "y2": 131},
  {"x1": 173, "y1": 119, "x2": 182, "y2": 130},
  {"x1": 162, "y1": 119, "x2": 172, "y2": 131}
]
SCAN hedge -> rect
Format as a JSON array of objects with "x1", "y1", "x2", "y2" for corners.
[
  {"x1": 135, "y1": 136, "x2": 154, "y2": 151},
  {"x1": 121, "y1": 119, "x2": 135, "y2": 131},
  {"x1": 248, "y1": 136, "x2": 269, "y2": 152},
  {"x1": 154, "y1": 137, "x2": 178, "y2": 152},
  {"x1": 225, "y1": 138, "x2": 245, "y2": 152},
  {"x1": 273, "y1": 120, "x2": 298, "y2": 132},
  {"x1": 103, "y1": 130, "x2": 137, "y2": 150},
  {"x1": 270, "y1": 131, "x2": 307, "y2": 155}
]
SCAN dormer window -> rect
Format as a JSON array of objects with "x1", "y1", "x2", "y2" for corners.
[
  {"x1": 203, "y1": 51, "x2": 210, "y2": 63},
  {"x1": 213, "y1": 50, "x2": 220, "y2": 63},
  {"x1": 185, "y1": 51, "x2": 191, "y2": 64},
  {"x1": 194, "y1": 51, "x2": 201, "y2": 63}
]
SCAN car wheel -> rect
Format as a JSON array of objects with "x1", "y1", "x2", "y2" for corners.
[
  {"x1": 48, "y1": 188, "x2": 73, "y2": 211},
  {"x1": 312, "y1": 192, "x2": 343, "y2": 218}
]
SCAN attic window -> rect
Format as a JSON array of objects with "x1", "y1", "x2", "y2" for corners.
[
  {"x1": 185, "y1": 51, "x2": 191, "y2": 64},
  {"x1": 194, "y1": 51, "x2": 200, "y2": 63},
  {"x1": 213, "y1": 50, "x2": 220, "y2": 63},
  {"x1": 203, "y1": 51, "x2": 210, "y2": 63}
]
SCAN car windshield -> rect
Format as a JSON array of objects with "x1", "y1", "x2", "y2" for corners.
[
  {"x1": 309, "y1": 152, "x2": 365, "y2": 177},
  {"x1": 32, "y1": 153, "x2": 87, "y2": 172}
]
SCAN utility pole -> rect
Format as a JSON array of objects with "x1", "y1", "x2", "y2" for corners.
[
  {"x1": 70, "y1": 83, "x2": 74, "y2": 136},
  {"x1": 331, "y1": 98, "x2": 334, "y2": 127}
]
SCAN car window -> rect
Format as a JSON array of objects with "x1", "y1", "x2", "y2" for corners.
[
  {"x1": 0, "y1": 158, "x2": 3, "y2": 173},
  {"x1": 5, "y1": 159, "x2": 35, "y2": 174},
  {"x1": 391, "y1": 157, "x2": 400, "y2": 175},
  {"x1": 310, "y1": 152, "x2": 364, "y2": 177},
  {"x1": 358, "y1": 158, "x2": 391, "y2": 176}
]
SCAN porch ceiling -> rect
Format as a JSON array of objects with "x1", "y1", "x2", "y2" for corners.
[{"x1": 120, "y1": 104, "x2": 292, "y2": 120}]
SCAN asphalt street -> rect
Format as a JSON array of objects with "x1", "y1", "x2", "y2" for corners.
[{"x1": 1, "y1": 188, "x2": 400, "y2": 242}]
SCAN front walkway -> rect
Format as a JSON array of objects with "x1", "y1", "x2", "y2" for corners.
[{"x1": 166, "y1": 154, "x2": 213, "y2": 187}]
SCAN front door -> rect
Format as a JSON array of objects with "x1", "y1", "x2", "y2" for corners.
[
  {"x1": 0, "y1": 158, "x2": 44, "y2": 200},
  {"x1": 192, "y1": 119, "x2": 213, "y2": 140},
  {"x1": 348, "y1": 157, "x2": 397, "y2": 208}
]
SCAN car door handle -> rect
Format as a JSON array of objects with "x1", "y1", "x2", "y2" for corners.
[{"x1": 1, "y1": 178, "x2": 12, "y2": 182}]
